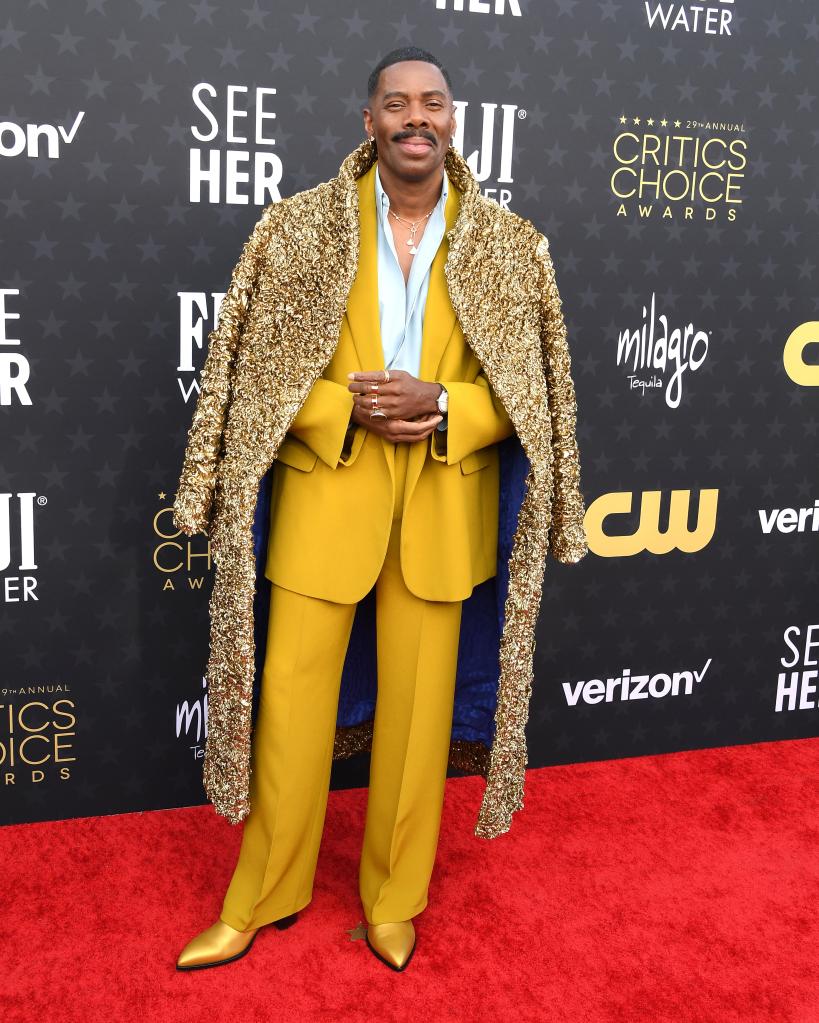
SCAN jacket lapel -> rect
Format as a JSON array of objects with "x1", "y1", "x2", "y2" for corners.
[
  {"x1": 344, "y1": 160, "x2": 460, "y2": 380},
  {"x1": 343, "y1": 159, "x2": 461, "y2": 497},
  {"x1": 345, "y1": 165, "x2": 385, "y2": 373},
  {"x1": 418, "y1": 178, "x2": 460, "y2": 383},
  {"x1": 402, "y1": 176, "x2": 463, "y2": 514}
]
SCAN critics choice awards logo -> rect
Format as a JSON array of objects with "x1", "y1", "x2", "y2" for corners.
[
  {"x1": 610, "y1": 112, "x2": 746, "y2": 222},
  {"x1": 0, "y1": 686, "x2": 76, "y2": 787},
  {"x1": 152, "y1": 492, "x2": 212, "y2": 590}
]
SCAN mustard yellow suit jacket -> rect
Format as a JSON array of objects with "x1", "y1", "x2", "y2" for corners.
[{"x1": 264, "y1": 164, "x2": 515, "y2": 604}]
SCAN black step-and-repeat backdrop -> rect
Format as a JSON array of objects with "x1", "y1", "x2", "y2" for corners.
[{"x1": 2, "y1": 1, "x2": 817, "y2": 826}]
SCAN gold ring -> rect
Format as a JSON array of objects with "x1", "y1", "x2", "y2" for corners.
[{"x1": 383, "y1": 368, "x2": 390, "y2": 383}]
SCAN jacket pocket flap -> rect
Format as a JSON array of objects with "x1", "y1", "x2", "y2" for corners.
[
  {"x1": 275, "y1": 437, "x2": 318, "y2": 472},
  {"x1": 460, "y1": 447, "x2": 493, "y2": 474}
]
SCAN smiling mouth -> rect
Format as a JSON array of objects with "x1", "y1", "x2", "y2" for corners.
[{"x1": 396, "y1": 137, "x2": 434, "y2": 153}]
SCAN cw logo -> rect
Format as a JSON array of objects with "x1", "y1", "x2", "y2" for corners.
[
  {"x1": 585, "y1": 489, "x2": 719, "y2": 557},
  {"x1": 783, "y1": 322, "x2": 819, "y2": 386}
]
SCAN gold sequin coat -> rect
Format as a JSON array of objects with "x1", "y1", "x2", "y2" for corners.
[{"x1": 172, "y1": 139, "x2": 588, "y2": 839}]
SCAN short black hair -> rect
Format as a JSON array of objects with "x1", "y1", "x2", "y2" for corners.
[{"x1": 367, "y1": 47, "x2": 452, "y2": 99}]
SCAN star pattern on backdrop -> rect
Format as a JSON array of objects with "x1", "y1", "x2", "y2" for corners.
[{"x1": 1, "y1": 0, "x2": 816, "y2": 825}]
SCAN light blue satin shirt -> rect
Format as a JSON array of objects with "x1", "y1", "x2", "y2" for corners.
[{"x1": 374, "y1": 163, "x2": 449, "y2": 431}]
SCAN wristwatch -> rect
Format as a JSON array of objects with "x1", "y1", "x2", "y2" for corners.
[{"x1": 436, "y1": 384, "x2": 448, "y2": 416}]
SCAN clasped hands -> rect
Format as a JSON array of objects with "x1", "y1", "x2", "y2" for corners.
[{"x1": 347, "y1": 369, "x2": 443, "y2": 443}]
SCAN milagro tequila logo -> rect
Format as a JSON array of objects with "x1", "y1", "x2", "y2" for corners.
[
  {"x1": 644, "y1": 0, "x2": 735, "y2": 34},
  {"x1": 176, "y1": 677, "x2": 208, "y2": 759},
  {"x1": 452, "y1": 100, "x2": 523, "y2": 207},
  {"x1": 190, "y1": 83, "x2": 283, "y2": 205},
  {"x1": 0, "y1": 492, "x2": 43, "y2": 603},
  {"x1": 0, "y1": 111, "x2": 84, "y2": 159},
  {"x1": 615, "y1": 291, "x2": 709, "y2": 407},
  {"x1": 0, "y1": 289, "x2": 31, "y2": 406}
]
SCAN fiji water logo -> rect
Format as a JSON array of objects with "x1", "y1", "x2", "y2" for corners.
[
  {"x1": 452, "y1": 100, "x2": 524, "y2": 207},
  {"x1": 0, "y1": 492, "x2": 44, "y2": 603},
  {"x1": 644, "y1": 1, "x2": 735, "y2": 35}
]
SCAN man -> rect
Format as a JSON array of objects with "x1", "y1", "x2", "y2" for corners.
[{"x1": 173, "y1": 47, "x2": 588, "y2": 974}]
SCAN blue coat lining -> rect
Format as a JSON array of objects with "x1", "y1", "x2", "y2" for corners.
[{"x1": 250, "y1": 434, "x2": 530, "y2": 751}]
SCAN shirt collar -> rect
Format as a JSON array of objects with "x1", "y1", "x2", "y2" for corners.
[{"x1": 374, "y1": 162, "x2": 448, "y2": 228}]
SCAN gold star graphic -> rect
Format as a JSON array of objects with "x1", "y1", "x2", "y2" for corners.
[{"x1": 346, "y1": 921, "x2": 367, "y2": 942}]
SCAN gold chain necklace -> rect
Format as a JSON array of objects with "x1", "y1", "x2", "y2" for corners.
[{"x1": 388, "y1": 205, "x2": 436, "y2": 255}]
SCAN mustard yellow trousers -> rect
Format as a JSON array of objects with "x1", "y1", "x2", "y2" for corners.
[{"x1": 219, "y1": 441, "x2": 463, "y2": 930}]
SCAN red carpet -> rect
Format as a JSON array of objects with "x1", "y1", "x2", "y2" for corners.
[{"x1": 4, "y1": 737, "x2": 818, "y2": 1023}]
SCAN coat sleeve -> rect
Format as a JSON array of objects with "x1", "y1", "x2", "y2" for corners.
[
  {"x1": 172, "y1": 206, "x2": 274, "y2": 537},
  {"x1": 285, "y1": 377, "x2": 356, "y2": 469},
  {"x1": 535, "y1": 233, "x2": 589, "y2": 565},
  {"x1": 428, "y1": 371, "x2": 516, "y2": 464}
]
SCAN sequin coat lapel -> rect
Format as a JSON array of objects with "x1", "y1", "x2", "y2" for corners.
[{"x1": 172, "y1": 139, "x2": 588, "y2": 839}]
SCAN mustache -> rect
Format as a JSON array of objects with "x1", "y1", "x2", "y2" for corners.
[{"x1": 391, "y1": 129, "x2": 437, "y2": 145}]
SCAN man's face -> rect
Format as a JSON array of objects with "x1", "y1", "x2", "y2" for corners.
[{"x1": 363, "y1": 60, "x2": 456, "y2": 182}]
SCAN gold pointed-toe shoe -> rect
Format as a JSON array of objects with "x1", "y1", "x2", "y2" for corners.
[
  {"x1": 176, "y1": 919, "x2": 259, "y2": 971},
  {"x1": 176, "y1": 912, "x2": 298, "y2": 971},
  {"x1": 365, "y1": 920, "x2": 417, "y2": 972}
]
